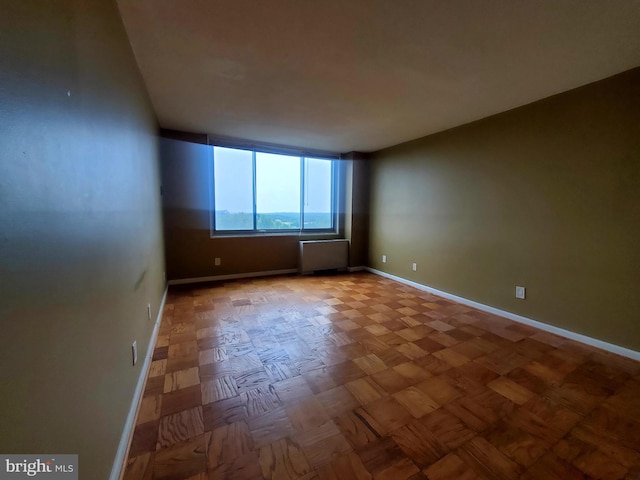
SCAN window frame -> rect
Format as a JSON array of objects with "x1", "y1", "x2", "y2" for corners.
[{"x1": 210, "y1": 145, "x2": 339, "y2": 237}]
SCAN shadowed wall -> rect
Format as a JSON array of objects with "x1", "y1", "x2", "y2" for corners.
[{"x1": 0, "y1": 0, "x2": 165, "y2": 477}]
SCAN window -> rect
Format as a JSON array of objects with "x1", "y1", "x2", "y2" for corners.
[{"x1": 212, "y1": 146, "x2": 336, "y2": 234}]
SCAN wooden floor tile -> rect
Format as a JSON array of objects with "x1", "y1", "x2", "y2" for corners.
[
  {"x1": 123, "y1": 452, "x2": 153, "y2": 480},
  {"x1": 423, "y1": 453, "x2": 481, "y2": 480},
  {"x1": 389, "y1": 419, "x2": 447, "y2": 468},
  {"x1": 327, "y1": 360, "x2": 367, "y2": 384},
  {"x1": 346, "y1": 377, "x2": 386, "y2": 405},
  {"x1": 128, "y1": 421, "x2": 159, "y2": 458},
  {"x1": 393, "y1": 386, "x2": 439, "y2": 418},
  {"x1": 432, "y1": 347, "x2": 470, "y2": 368},
  {"x1": 259, "y1": 437, "x2": 313, "y2": 480},
  {"x1": 303, "y1": 367, "x2": 337, "y2": 394},
  {"x1": 335, "y1": 409, "x2": 383, "y2": 449},
  {"x1": 323, "y1": 451, "x2": 372, "y2": 480},
  {"x1": 153, "y1": 434, "x2": 208, "y2": 480},
  {"x1": 122, "y1": 272, "x2": 640, "y2": 480},
  {"x1": 488, "y1": 376, "x2": 535, "y2": 405},
  {"x1": 273, "y1": 375, "x2": 315, "y2": 406},
  {"x1": 146, "y1": 373, "x2": 168, "y2": 396},
  {"x1": 353, "y1": 354, "x2": 388, "y2": 375},
  {"x1": 283, "y1": 420, "x2": 350, "y2": 469},
  {"x1": 356, "y1": 436, "x2": 407, "y2": 477},
  {"x1": 149, "y1": 359, "x2": 167, "y2": 378},
  {"x1": 248, "y1": 406, "x2": 295, "y2": 448},
  {"x1": 157, "y1": 406, "x2": 204, "y2": 448},
  {"x1": 161, "y1": 384, "x2": 202, "y2": 417},
  {"x1": 202, "y1": 394, "x2": 248, "y2": 432},
  {"x1": 286, "y1": 396, "x2": 330, "y2": 432},
  {"x1": 419, "y1": 408, "x2": 475, "y2": 450},
  {"x1": 316, "y1": 385, "x2": 360, "y2": 418},
  {"x1": 137, "y1": 394, "x2": 162, "y2": 425},
  {"x1": 414, "y1": 375, "x2": 462, "y2": 405},
  {"x1": 163, "y1": 367, "x2": 200, "y2": 393},
  {"x1": 201, "y1": 376, "x2": 238, "y2": 404},
  {"x1": 209, "y1": 451, "x2": 263, "y2": 480},
  {"x1": 241, "y1": 385, "x2": 282, "y2": 417},
  {"x1": 370, "y1": 368, "x2": 413, "y2": 394},
  {"x1": 207, "y1": 420, "x2": 254, "y2": 469},
  {"x1": 484, "y1": 421, "x2": 548, "y2": 467},
  {"x1": 393, "y1": 362, "x2": 431, "y2": 383},
  {"x1": 519, "y1": 451, "x2": 594, "y2": 480},
  {"x1": 457, "y1": 436, "x2": 523, "y2": 480},
  {"x1": 373, "y1": 456, "x2": 420, "y2": 480},
  {"x1": 363, "y1": 396, "x2": 414, "y2": 433}
]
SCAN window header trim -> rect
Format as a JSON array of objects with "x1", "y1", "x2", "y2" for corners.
[{"x1": 161, "y1": 129, "x2": 341, "y2": 160}]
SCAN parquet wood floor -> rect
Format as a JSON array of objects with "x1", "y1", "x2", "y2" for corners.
[{"x1": 123, "y1": 272, "x2": 640, "y2": 480}]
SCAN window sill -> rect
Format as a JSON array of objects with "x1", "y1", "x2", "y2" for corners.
[{"x1": 209, "y1": 231, "x2": 341, "y2": 240}]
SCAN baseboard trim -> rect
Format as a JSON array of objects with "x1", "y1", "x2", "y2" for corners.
[
  {"x1": 348, "y1": 266, "x2": 366, "y2": 272},
  {"x1": 366, "y1": 268, "x2": 640, "y2": 361},
  {"x1": 110, "y1": 286, "x2": 168, "y2": 480},
  {"x1": 168, "y1": 269, "x2": 299, "y2": 285}
]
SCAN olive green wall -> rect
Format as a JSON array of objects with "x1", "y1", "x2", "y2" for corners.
[
  {"x1": 0, "y1": 0, "x2": 165, "y2": 478},
  {"x1": 369, "y1": 68, "x2": 640, "y2": 351},
  {"x1": 161, "y1": 138, "x2": 369, "y2": 280}
]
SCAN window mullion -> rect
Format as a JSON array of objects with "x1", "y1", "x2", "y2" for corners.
[
  {"x1": 210, "y1": 146, "x2": 216, "y2": 234},
  {"x1": 252, "y1": 150, "x2": 257, "y2": 231},
  {"x1": 300, "y1": 157, "x2": 305, "y2": 232},
  {"x1": 332, "y1": 159, "x2": 336, "y2": 230}
]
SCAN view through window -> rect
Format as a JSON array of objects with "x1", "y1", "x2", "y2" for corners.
[{"x1": 213, "y1": 146, "x2": 335, "y2": 233}]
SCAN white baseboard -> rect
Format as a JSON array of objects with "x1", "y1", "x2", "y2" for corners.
[
  {"x1": 348, "y1": 266, "x2": 366, "y2": 272},
  {"x1": 110, "y1": 286, "x2": 168, "y2": 480},
  {"x1": 168, "y1": 269, "x2": 298, "y2": 285},
  {"x1": 367, "y1": 268, "x2": 640, "y2": 361}
]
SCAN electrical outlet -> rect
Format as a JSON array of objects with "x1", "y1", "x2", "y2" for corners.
[
  {"x1": 132, "y1": 341, "x2": 138, "y2": 366},
  {"x1": 515, "y1": 286, "x2": 526, "y2": 299},
  {"x1": 382, "y1": 255, "x2": 387, "y2": 263},
  {"x1": 147, "y1": 303, "x2": 151, "y2": 320},
  {"x1": 412, "y1": 263, "x2": 417, "y2": 271},
  {"x1": 214, "y1": 257, "x2": 221, "y2": 266}
]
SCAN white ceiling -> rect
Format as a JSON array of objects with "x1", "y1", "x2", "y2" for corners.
[{"x1": 117, "y1": 0, "x2": 640, "y2": 153}]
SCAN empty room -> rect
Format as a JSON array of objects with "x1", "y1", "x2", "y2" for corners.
[{"x1": 1, "y1": 1, "x2": 639, "y2": 479}]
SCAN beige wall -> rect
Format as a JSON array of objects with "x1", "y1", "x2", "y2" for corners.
[
  {"x1": 161, "y1": 138, "x2": 369, "y2": 279},
  {"x1": 0, "y1": 0, "x2": 165, "y2": 477},
  {"x1": 369, "y1": 68, "x2": 640, "y2": 351}
]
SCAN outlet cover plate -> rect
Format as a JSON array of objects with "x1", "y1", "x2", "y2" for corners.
[
  {"x1": 132, "y1": 341, "x2": 138, "y2": 366},
  {"x1": 515, "y1": 286, "x2": 526, "y2": 299}
]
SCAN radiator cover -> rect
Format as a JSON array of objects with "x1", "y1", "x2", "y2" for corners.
[{"x1": 299, "y1": 239, "x2": 349, "y2": 274}]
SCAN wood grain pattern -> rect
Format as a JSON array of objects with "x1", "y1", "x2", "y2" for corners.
[
  {"x1": 200, "y1": 376, "x2": 238, "y2": 404},
  {"x1": 207, "y1": 420, "x2": 253, "y2": 469},
  {"x1": 393, "y1": 386, "x2": 439, "y2": 418},
  {"x1": 163, "y1": 367, "x2": 200, "y2": 393},
  {"x1": 157, "y1": 407, "x2": 204, "y2": 448},
  {"x1": 137, "y1": 395, "x2": 162, "y2": 425},
  {"x1": 123, "y1": 272, "x2": 640, "y2": 480},
  {"x1": 259, "y1": 437, "x2": 312, "y2": 480}
]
